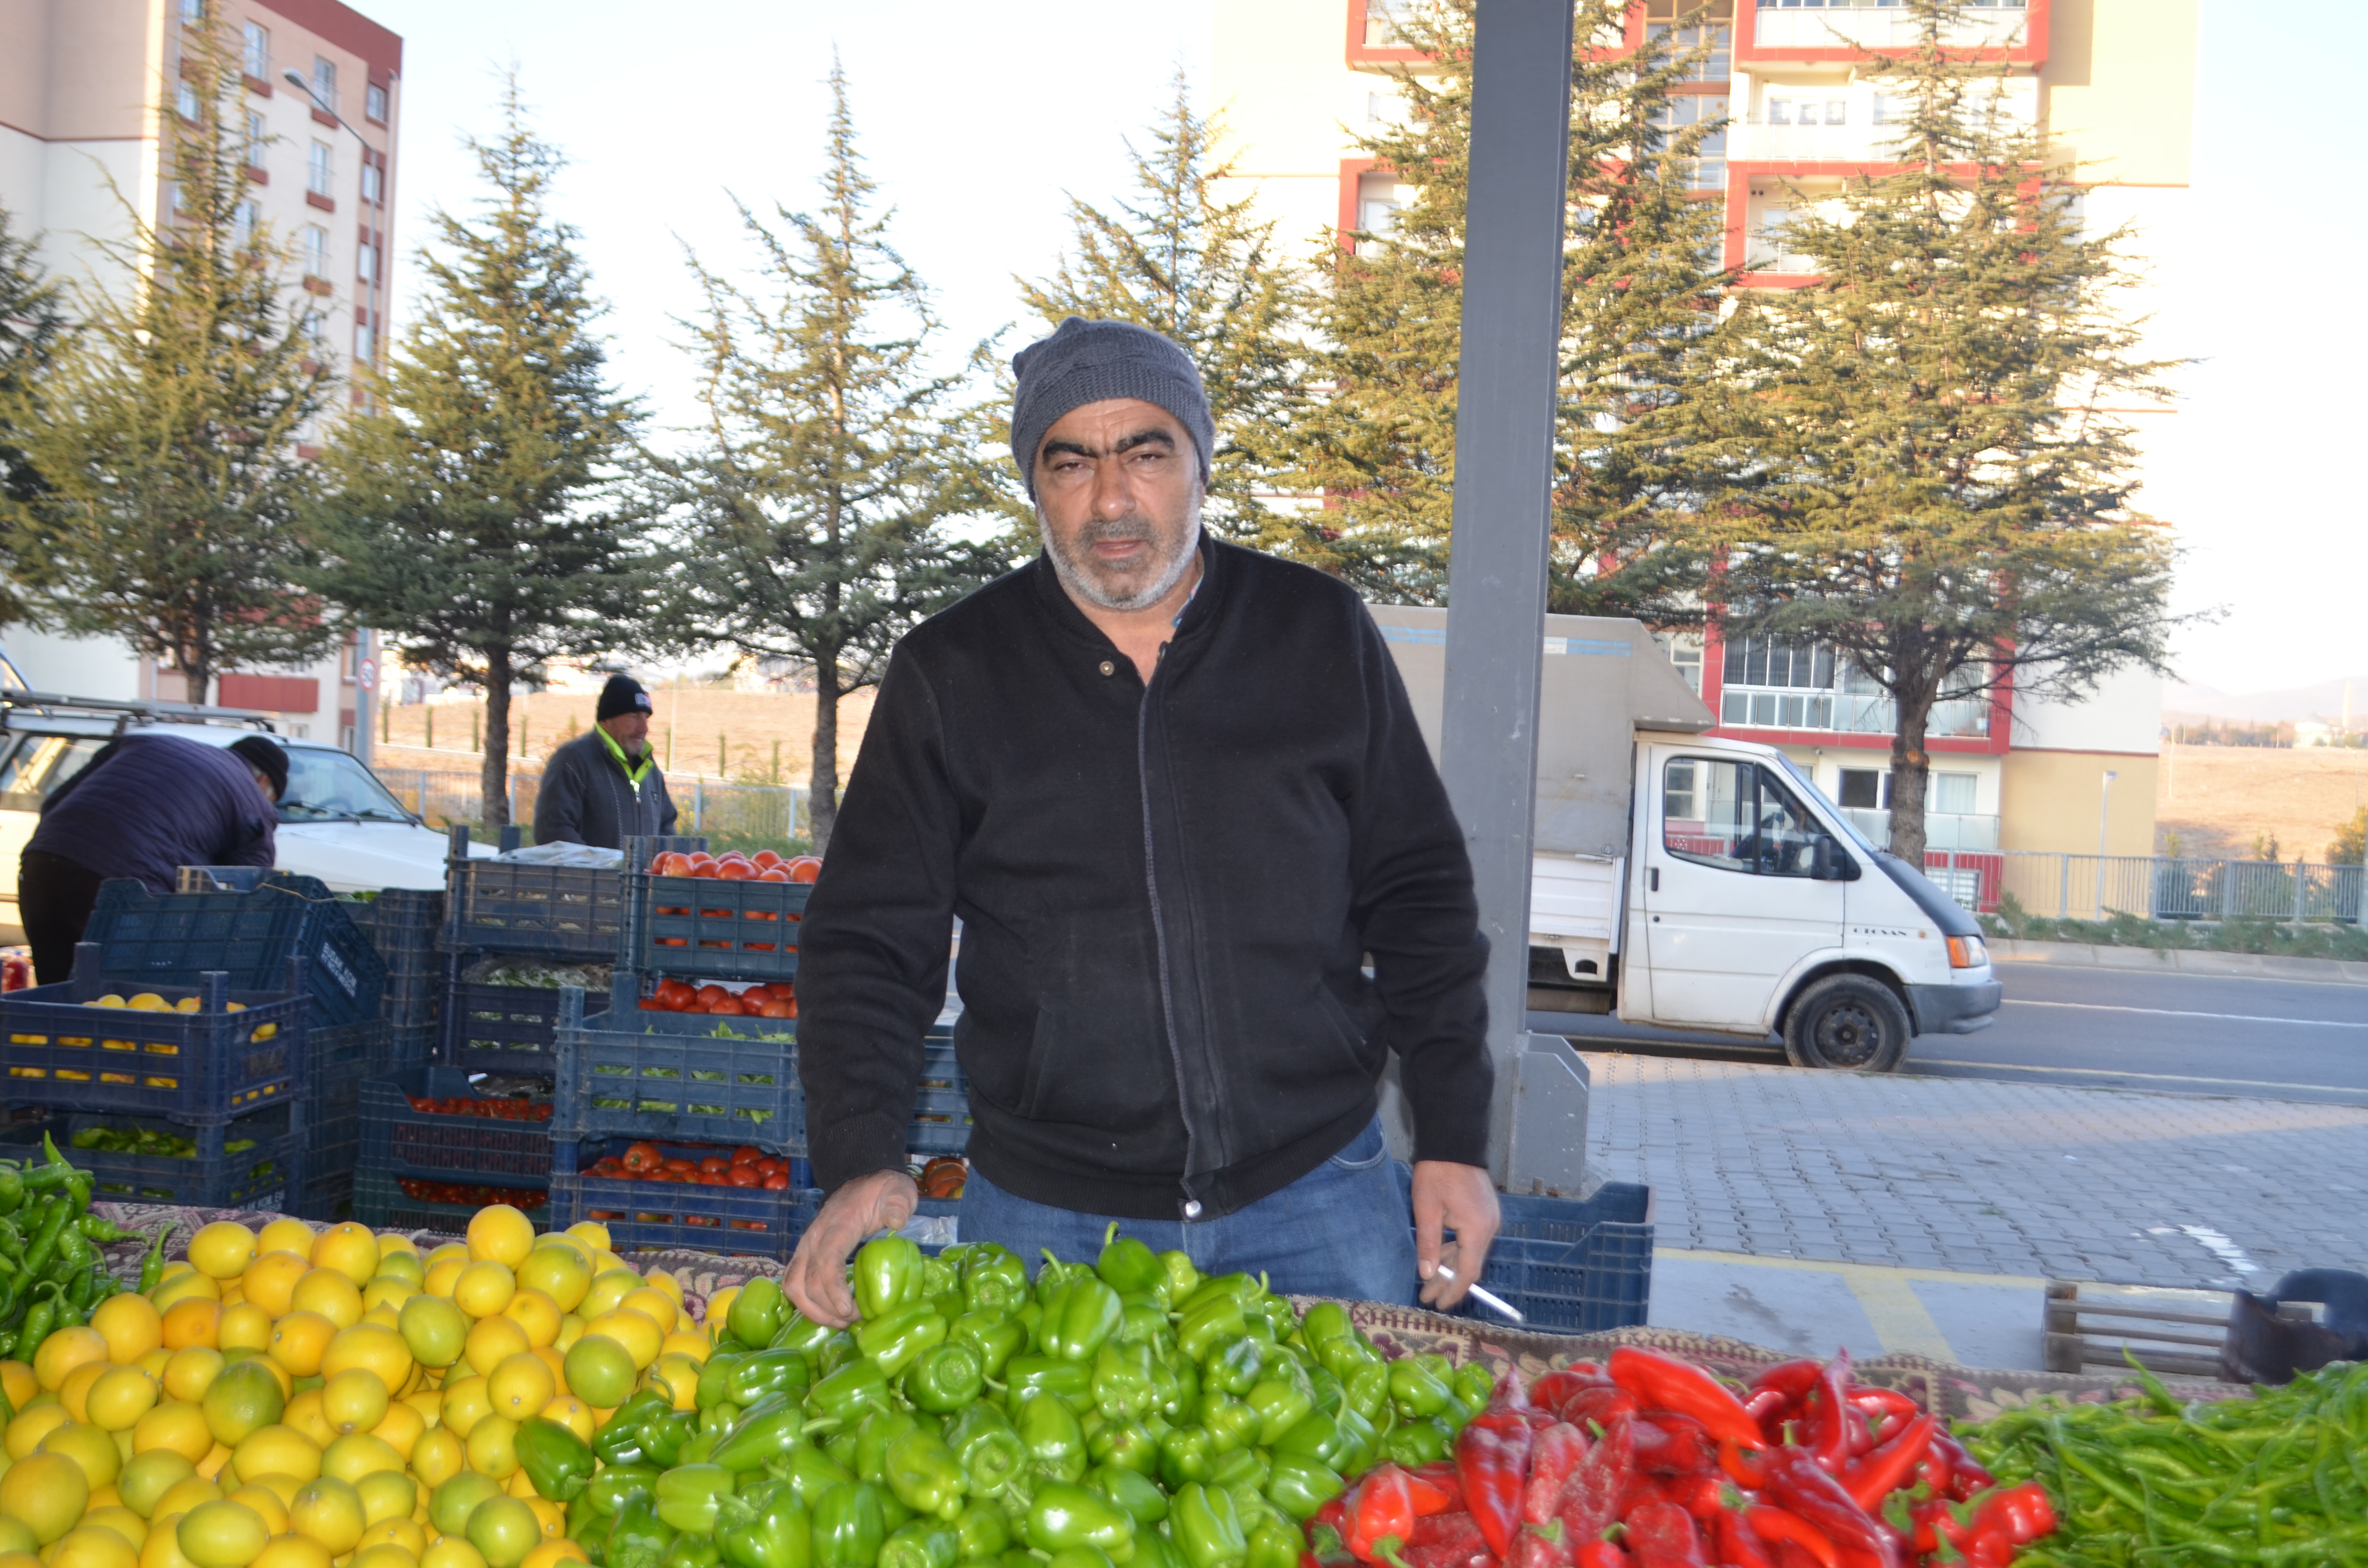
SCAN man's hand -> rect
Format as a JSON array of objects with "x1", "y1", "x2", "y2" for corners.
[
  {"x1": 782, "y1": 1169, "x2": 919, "y2": 1327},
  {"x1": 1412, "y1": 1160, "x2": 1500, "y2": 1311}
]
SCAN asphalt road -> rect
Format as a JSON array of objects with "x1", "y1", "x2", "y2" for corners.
[{"x1": 1534, "y1": 960, "x2": 2368, "y2": 1105}]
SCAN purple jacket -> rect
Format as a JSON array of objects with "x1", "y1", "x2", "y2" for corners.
[{"x1": 27, "y1": 734, "x2": 277, "y2": 892}]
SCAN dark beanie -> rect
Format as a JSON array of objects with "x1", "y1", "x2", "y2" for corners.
[
  {"x1": 1010, "y1": 317, "x2": 1214, "y2": 499},
  {"x1": 229, "y1": 735, "x2": 288, "y2": 800},
  {"x1": 597, "y1": 674, "x2": 653, "y2": 722}
]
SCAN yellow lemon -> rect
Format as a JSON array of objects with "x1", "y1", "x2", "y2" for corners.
[
  {"x1": 458, "y1": 1416, "x2": 516, "y2": 1482},
  {"x1": 140, "y1": 1512, "x2": 199, "y2": 1568},
  {"x1": 646, "y1": 1355, "x2": 699, "y2": 1413},
  {"x1": 579, "y1": 1311, "x2": 659, "y2": 1372},
  {"x1": 575, "y1": 1274, "x2": 638, "y2": 1323},
  {"x1": 519, "y1": 1542, "x2": 585, "y2": 1568},
  {"x1": 616, "y1": 1289, "x2": 677, "y2": 1336},
  {"x1": 285, "y1": 1477, "x2": 361, "y2": 1556},
  {"x1": 185, "y1": 1228, "x2": 256, "y2": 1286},
  {"x1": 561, "y1": 1223, "x2": 609, "y2": 1254},
  {"x1": 461, "y1": 1212, "x2": 531, "y2": 1271},
  {"x1": 317, "y1": 1434, "x2": 400, "y2": 1487},
  {"x1": 42, "y1": 1421, "x2": 126, "y2": 1487},
  {"x1": 350, "y1": 1548, "x2": 416, "y2": 1568},
  {"x1": 457, "y1": 1317, "x2": 526, "y2": 1380},
  {"x1": 318, "y1": 1328, "x2": 410, "y2": 1396},
  {"x1": 494, "y1": 1293, "x2": 558, "y2": 1353},
  {"x1": 87, "y1": 1367, "x2": 161, "y2": 1433},
  {"x1": 51, "y1": 1526, "x2": 140, "y2": 1568},
  {"x1": 461, "y1": 1495, "x2": 535, "y2": 1568},
  {"x1": 359, "y1": 1525, "x2": 424, "y2": 1565},
  {"x1": 5, "y1": 1404, "x2": 72, "y2": 1460},
  {"x1": 284, "y1": 1275, "x2": 358, "y2": 1333},
  {"x1": 59, "y1": 1359, "x2": 108, "y2": 1422},
  {"x1": 176, "y1": 1500, "x2": 268, "y2": 1568},
  {"x1": 37, "y1": 1330, "x2": 111, "y2": 1393},
  {"x1": 92, "y1": 1299, "x2": 165, "y2": 1368},
  {"x1": 479, "y1": 1358, "x2": 550, "y2": 1426},
  {"x1": 150, "y1": 1276, "x2": 221, "y2": 1316},
  {"x1": 312, "y1": 1372, "x2": 384, "y2": 1440},
  {"x1": 91, "y1": 995, "x2": 127, "y2": 1008},
  {"x1": 555, "y1": 1338, "x2": 631, "y2": 1411},
  {"x1": 131, "y1": 1402, "x2": 213, "y2": 1464},
  {"x1": 421, "y1": 1540, "x2": 485, "y2": 1568},
  {"x1": 253, "y1": 1218, "x2": 313, "y2": 1258},
  {"x1": 447, "y1": 1266, "x2": 513, "y2": 1323},
  {"x1": 150, "y1": 1481, "x2": 221, "y2": 1523},
  {"x1": 228, "y1": 1428, "x2": 318, "y2": 1486},
  {"x1": 83, "y1": 1506, "x2": 151, "y2": 1549},
  {"x1": 405, "y1": 1429, "x2": 462, "y2": 1493},
  {"x1": 532, "y1": 1397, "x2": 590, "y2": 1446},
  {"x1": 358, "y1": 1279, "x2": 415, "y2": 1315},
  {"x1": 639, "y1": 1270, "x2": 683, "y2": 1307},
  {"x1": 197, "y1": 1362, "x2": 283, "y2": 1449},
  {"x1": 226, "y1": 1260, "x2": 300, "y2": 1326},
  {"x1": 657, "y1": 1331, "x2": 709, "y2": 1367},
  {"x1": 247, "y1": 1537, "x2": 329, "y2": 1568},
  {"x1": 275, "y1": 1394, "x2": 331, "y2": 1451},
  {"x1": 506, "y1": 1253, "x2": 585, "y2": 1319},
  {"x1": 160, "y1": 1352, "x2": 222, "y2": 1408},
  {"x1": 1, "y1": 1451, "x2": 92, "y2": 1543},
  {"x1": 352, "y1": 1475, "x2": 414, "y2": 1533},
  {"x1": 364, "y1": 1402, "x2": 421, "y2": 1464},
  {"x1": 371, "y1": 1250, "x2": 425, "y2": 1287},
  {"x1": 214, "y1": 1308, "x2": 271, "y2": 1360},
  {"x1": 306, "y1": 1227, "x2": 379, "y2": 1290},
  {"x1": 157, "y1": 1303, "x2": 221, "y2": 1355},
  {"x1": 118, "y1": 1449, "x2": 197, "y2": 1519},
  {"x1": 221, "y1": 1488, "x2": 287, "y2": 1536},
  {"x1": 0, "y1": 1364, "x2": 36, "y2": 1410}
]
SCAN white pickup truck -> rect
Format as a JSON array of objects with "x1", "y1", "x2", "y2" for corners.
[
  {"x1": 0, "y1": 689, "x2": 477, "y2": 941},
  {"x1": 1374, "y1": 606, "x2": 2001, "y2": 1071}
]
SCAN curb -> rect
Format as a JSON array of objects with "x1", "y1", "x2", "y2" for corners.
[{"x1": 1990, "y1": 937, "x2": 2368, "y2": 986}]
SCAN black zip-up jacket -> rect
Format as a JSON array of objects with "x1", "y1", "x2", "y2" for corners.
[
  {"x1": 798, "y1": 539, "x2": 1492, "y2": 1221},
  {"x1": 533, "y1": 729, "x2": 677, "y2": 851}
]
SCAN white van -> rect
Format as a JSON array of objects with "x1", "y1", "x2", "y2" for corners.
[{"x1": 0, "y1": 689, "x2": 478, "y2": 941}]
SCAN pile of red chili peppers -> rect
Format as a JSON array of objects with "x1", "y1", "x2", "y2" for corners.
[{"x1": 1305, "y1": 1348, "x2": 2056, "y2": 1568}]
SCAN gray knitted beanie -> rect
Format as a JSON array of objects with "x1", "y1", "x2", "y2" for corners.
[{"x1": 1010, "y1": 317, "x2": 1213, "y2": 499}]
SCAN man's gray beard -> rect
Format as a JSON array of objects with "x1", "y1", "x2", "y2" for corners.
[{"x1": 1037, "y1": 496, "x2": 1203, "y2": 613}]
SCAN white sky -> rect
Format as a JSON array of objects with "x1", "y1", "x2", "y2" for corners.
[{"x1": 363, "y1": 0, "x2": 2364, "y2": 700}]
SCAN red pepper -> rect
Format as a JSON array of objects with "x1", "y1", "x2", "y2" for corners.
[
  {"x1": 1969, "y1": 1483, "x2": 2055, "y2": 1546},
  {"x1": 1668, "y1": 1472, "x2": 1724, "y2": 1522},
  {"x1": 1803, "y1": 1354, "x2": 1854, "y2": 1476},
  {"x1": 1402, "y1": 1513, "x2": 1492, "y2": 1568},
  {"x1": 1529, "y1": 1371, "x2": 1612, "y2": 1415},
  {"x1": 1456, "y1": 1415, "x2": 1536, "y2": 1558},
  {"x1": 1631, "y1": 1413, "x2": 1716, "y2": 1478},
  {"x1": 1749, "y1": 1361, "x2": 1824, "y2": 1398},
  {"x1": 1839, "y1": 1415, "x2": 1934, "y2": 1512},
  {"x1": 1561, "y1": 1386, "x2": 1641, "y2": 1433},
  {"x1": 1485, "y1": 1369, "x2": 1536, "y2": 1416},
  {"x1": 1841, "y1": 1407, "x2": 1875, "y2": 1460},
  {"x1": 1712, "y1": 1509, "x2": 1776, "y2": 1568},
  {"x1": 1717, "y1": 1440, "x2": 1769, "y2": 1492},
  {"x1": 1574, "y1": 1548, "x2": 1630, "y2": 1568},
  {"x1": 1508, "y1": 1524, "x2": 1572, "y2": 1568},
  {"x1": 1347, "y1": 1467, "x2": 1418, "y2": 1565},
  {"x1": 1316, "y1": 1500, "x2": 1350, "y2": 1537},
  {"x1": 1928, "y1": 1433, "x2": 1995, "y2": 1502},
  {"x1": 1741, "y1": 1388, "x2": 1791, "y2": 1426},
  {"x1": 1744, "y1": 1509, "x2": 1838, "y2": 1568},
  {"x1": 1408, "y1": 1464, "x2": 1465, "y2": 1515},
  {"x1": 1551, "y1": 1414, "x2": 1635, "y2": 1547},
  {"x1": 1766, "y1": 1547, "x2": 1825, "y2": 1568},
  {"x1": 1847, "y1": 1388, "x2": 1919, "y2": 1421},
  {"x1": 1622, "y1": 1502, "x2": 1710, "y2": 1568},
  {"x1": 1607, "y1": 1349, "x2": 1763, "y2": 1450},
  {"x1": 1760, "y1": 1448, "x2": 1899, "y2": 1568},
  {"x1": 1524, "y1": 1425, "x2": 1590, "y2": 1525}
]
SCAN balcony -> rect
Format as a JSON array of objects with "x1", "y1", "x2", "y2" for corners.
[
  {"x1": 1749, "y1": 4, "x2": 2032, "y2": 54},
  {"x1": 1728, "y1": 116, "x2": 1893, "y2": 165},
  {"x1": 1719, "y1": 686, "x2": 1993, "y2": 739},
  {"x1": 1840, "y1": 808, "x2": 2000, "y2": 852}
]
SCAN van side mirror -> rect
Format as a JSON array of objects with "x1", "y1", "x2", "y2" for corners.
[{"x1": 1813, "y1": 835, "x2": 1859, "y2": 881}]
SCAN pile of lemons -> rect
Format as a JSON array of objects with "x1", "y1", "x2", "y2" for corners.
[{"x1": 0, "y1": 1207, "x2": 721, "y2": 1568}]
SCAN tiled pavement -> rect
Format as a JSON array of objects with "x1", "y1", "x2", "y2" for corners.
[{"x1": 1585, "y1": 1055, "x2": 2368, "y2": 1290}]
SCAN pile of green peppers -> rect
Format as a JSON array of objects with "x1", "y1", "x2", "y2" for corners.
[
  {"x1": 0, "y1": 1134, "x2": 154, "y2": 1359},
  {"x1": 553, "y1": 1225, "x2": 1493, "y2": 1568}
]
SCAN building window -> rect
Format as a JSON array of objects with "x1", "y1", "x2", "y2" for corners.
[
  {"x1": 1655, "y1": 632, "x2": 1705, "y2": 695},
  {"x1": 242, "y1": 23, "x2": 269, "y2": 81},
  {"x1": 1837, "y1": 768, "x2": 1885, "y2": 809},
  {"x1": 354, "y1": 322, "x2": 375, "y2": 364},
  {"x1": 302, "y1": 224, "x2": 329, "y2": 278},
  {"x1": 1717, "y1": 634, "x2": 1991, "y2": 738},
  {"x1": 1933, "y1": 772, "x2": 1978, "y2": 815},
  {"x1": 360, "y1": 162, "x2": 382, "y2": 205},
  {"x1": 356, "y1": 240, "x2": 377, "y2": 283},
  {"x1": 299, "y1": 311, "x2": 326, "y2": 350},
  {"x1": 1872, "y1": 92, "x2": 1912, "y2": 124},
  {"x1": 1649, "y1": 94, "x2": 1728, "y2": 188},
  {"x1": 312, "y1": 58, "x2": 337, "y2": 113},
  {"x1": 1645, "y1": 0, "x2": 1732, "y2": 83},
  {"x1": 309, "y1": 141, "x2": 333, "y2": 197},
  {"x1": 245, "y1": 110, "x2": 266, "y2": 168},
  {"x1": 365, "y1": 83, "x2": 388, "y2": 122},
  {"x1": 180, "y1": 0, "x2": 205, "y2": 23},
  {"x1": 176, "y1": 81, "x2": 202, "y2": 122},
  {"x1": 1358, "y1": 198, "x2": 1399, "y2": 236},
  {"x1": 1364, "y1": 0, "x2": 1406, "y2": 48},
  {"x1": 1766, "y1": 95, "x2": 1846, "y2": 126},
  {"x1": 168, "y1": 182, "x2": 187, "y2": 215},
  {"x1": 234, "y1": 200, "x2": 258, "y2": 241},
  {"x1": 1754, "y1": 205, "x2": 1818, "y2": 273}
]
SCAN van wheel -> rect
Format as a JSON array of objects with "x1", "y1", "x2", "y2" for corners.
[{"x1": 1782, "y1": 976, "x2": 1911, "y2": 1072}]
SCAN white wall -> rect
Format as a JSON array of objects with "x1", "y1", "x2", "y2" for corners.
[
  {"x1": 2012, "y1": 663, "x2": 2162, "y2": 755},
  {"x1": 1, "y1": 625, "x2": 145, "y2": 701}
]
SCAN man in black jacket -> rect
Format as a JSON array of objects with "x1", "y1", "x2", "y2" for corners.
[
  {"x1": 786, "y1": 317, "x2": 1499, "y2": 1322},
  {"x1": 532, "y1": 674, "x2": 677, "y2": 850}
]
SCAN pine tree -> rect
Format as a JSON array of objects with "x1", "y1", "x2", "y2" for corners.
[
  {"x1": 1256, "y1": 0, "x2": 1729, "y2": 615},
  {"x1": 1016, "y1": 74, "x2": 1301, "y2": 548},
  {"x1": 0, "y1": 204, "x2": 67, "y2": 627},
  {"x1": 0, "y1": 19, "x2": 337, "y2": 701},
  {"x1": 308, "y1": 81, "x2": 650, "y2": 830},
  {"x1": 663, "y1": 65, "x2": 1008, "y2": 853},
  {"x1": 1700, "y1": 0, "x2": 2180, "y2": 866}
]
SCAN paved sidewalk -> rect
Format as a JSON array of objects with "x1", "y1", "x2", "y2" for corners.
[{"x1": 1586, "y1": 1056, "x2": 2368, "y2": 1290}]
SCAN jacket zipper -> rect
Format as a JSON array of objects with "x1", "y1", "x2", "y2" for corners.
[{"x1": 1135, "y1": 642, "x2": 1202, "y2": 1220}]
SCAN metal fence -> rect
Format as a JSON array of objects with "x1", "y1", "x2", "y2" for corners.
[
  {"x1": 373, "y1": 767, "x2": 811, "y2": 843},
  {"x1": 1915, "y1": 849, "x2": 2368, "y2": 925}
]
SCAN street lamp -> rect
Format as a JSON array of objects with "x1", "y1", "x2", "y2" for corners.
[{"x1": 285, "y1": 66, "x2": 388, "y2": 766}]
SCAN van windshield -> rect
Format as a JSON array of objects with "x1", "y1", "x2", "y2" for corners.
[
  {"x1": 279, "y1": 748, "x2": 416, "y2": 823},
  {"x1": 1774, "y1": 754, "x2": 1880, "y2": 855}
]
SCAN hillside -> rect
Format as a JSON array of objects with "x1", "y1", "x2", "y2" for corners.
[{"x1": 2154, "y1": 743, "x2": 2368, "y2": 861}]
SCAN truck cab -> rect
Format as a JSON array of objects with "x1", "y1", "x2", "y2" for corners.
[{"x1": 1372, "y1": 606, "x2": 2002, "y2": 1070}]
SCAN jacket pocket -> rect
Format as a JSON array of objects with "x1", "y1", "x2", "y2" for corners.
[{"x1": 1015, "y1": 1004, "x2": 1172, "y2": 1128}]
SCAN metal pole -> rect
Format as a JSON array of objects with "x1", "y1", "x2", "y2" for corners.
[{"x1": 1438, "y1": 0, "x2": 1576, "y2": 1186}]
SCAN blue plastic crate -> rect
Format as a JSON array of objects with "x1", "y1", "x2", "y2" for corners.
[
  {"x1": 1438, "y1": 1183, "x2": 1654, "y2": 1334},
  {"x1": 443, "y1": 981, "x2": 562, "y2": 1075},
  {"x1": 88, "y1": 875, "x2": 384, "y2": 1027},
  {"x1": 291, "y1": 1172, "x2": 353, "y2": 1222},
  {"x1": 551, "y1": 983, "x2": 802, "y2": 1151},
  {"x1": 361, "y1": 1067, "x2": 553, "y2": 1187},
  {"x1": 443, "y1": 829, "x2": 706, "y2": 961},
  {"x1": 546, "y1": 1144, "x2": 815, "y2": 1259},
  {"x1": 7, "y1": 1104, "x2": 301, "y2": 1210},
  {"x1": 353, "y1": 1169, "x2": 548, "y2": 1237},
  {"x1": 346, "y1": 889, "x2": 443, "y2": 1031},
  {"x1": 0, "y1": 953, "x2": 307, "y2": 1123},
  {"x1": 620, "y1": 842, "x2": 811, "y2": 984},
  {"x1": 906, "y1": 1040, "x2": 971, "y2": 1157}
]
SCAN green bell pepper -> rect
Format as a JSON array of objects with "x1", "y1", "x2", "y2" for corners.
[
  {"x1": 712, "y1": 1395, "x2": 808, "y2": 1474},
  {"x1": 854, "y1": 1236, "x2": 925, "y2": 1321},
  {"x1": 903, "y1": 1342, "x2": 984, "y2": 1414},
  {"x1": 1152, "y1": 1354, "x2": 1199, "y2": 1425},
  {"x1": 1087, "y1": 1421, "x2": 1160, "y2": 1479},
  {"x1": 729, "y1": 1276, "x2": 788, "y2": 1347},
  {"x1": 1387, "y1": 1360, "x2": 1453, "y2": 1419},
  {"x1": 1263, "y1": 1455, "x2": 1344, "y2": 1523},
  {"x1": 1045, "y1": 1278, "x2": 1122, "y2": 1363},
  {"x1": 884, "y1": 1427, "x2": 968, "y2": 1520},
  {"x1": 1004, "y1": 1354, "x2": 1095, "y2": 1412},
  {"x1": 598, "y1": 1390, "x2": 672, "y2": 1467},
  {"x1": 805, "y1": 1359, "x2": 893, "y2": 1424},
  {"x1": 1047, "y1": 1551, "x2": 1116, "y2": 1568},
  {"x1": 1157, "y1": 1426, "x2": 1214, "y2": 1491},
  {"x1": 856, "y1": 1408, "x2": 921, "y2": 1486},
  {"x1": 1168, "y1": 1483, "x2": 1246, "y2": 1568},
  {"x1": 856, "y1": 1302, "x2": 950, "y2": 1379},
  {"x1": 1298, "y1": 1302, "x2": 1350, "y2": 1349},
  {"x1": 1088, "y1": 1465, "x2": 1168, "y2": 1528},
  {"x1": 778, "y1": 1441, "x2": 857, "y2": 1508},
  {"x1": 516, "y1": 1415, "x2": 595, "y2": 1503},
  {"x1": 1092, "y1": 1342, "x2": 1154, "y2": 1422},
  {"x1": 1341, "y1": 1362, "x2": 1389, "y2": 1426},
  {"x1": 1014, "y1": 1299, "x2": 1045, "y2": 1352},
  {"x1": 1094, "y1": 1225, "x2": 1165, "y2": 1300},
  {"x1": 919, "y1": 1254, "x2": 957, "y2": 1298},
  {"x1": 607, "y1": 1492, "x2": 679, "y2": 1568},
  {"x1": 879, "y1": 1521, "x2": 958, "y2": 1568},
  {"x1": 1133, "y1": 1535, "x2": 1184, "y2": 1568},
  {"x1": 568, "y1": 1493, "x2": 607, "y2": 1565},
  {"x1": 944, "y1": 1404, "x2": 1028, "y2": 1496},
  {"x1": 1453, "y1": 1361, "x2": 1495, "y2": 1412},
  {"x1": 948, "y1": 1311, "x2": 1024, "y2": 1379},
  {"x1": 1159, "y1": 1251, "x2": 1199, "y2": 1304},
  {"x1": 1196, "y1": 1394, "x2": 1262, "y2": 1457},
  {"x1": 1382, "y1": 1418, "x2": 1453, "y2": 1468},
  {"x1": 1208, "y1": 1447, "x2": 1266, "y2": 1493},
  {"x1": 665, "y1": 1535, "x2": 723, "y2": 1568},
  {"x1": 1203, "y1": 1338, "x2": 1262, "y2": 1399},
  {"x1": 700, "y1": 1355, "x2": 749, "y2": 1411},
  {"x1": 812, "y1": 1482, "x2": 889, "y2": 1568},
  {"x1": 729, "y1": 1349, "x2": 816, "y2": 1407},
  {"x1": 1244, "y1": 1521, "x2": 1298, "y2": 1568},
  {"x1": 961, "y1": 1246, "x2": 1029, "y2": 1315},
  {"x1": 953, "y1": 1504, "x2": 1010, "y2": 1561},
  {"x1": 679, "y1": 1430, "x2": 722, "y2": 1468},
  {"x1": 1024, "y1": 1482, "x2": 1136, "y2": 1562},
  {"x1": 589, "y1": 1467, "x2": 661, "y2": 1519},
  {"x1": 1012, "y1": 1389, "x2": 1089, "y2": 1482},
  {"x1": 1036, "y1": 1254, "x2": 1094, "y2": 1303},
  {"x1": 772, "y1": 1311, "x2": 839, "y2": 1357},
  {"x1": 641, "y1": 1407, "x2": 700, "y2": 1470},
  {"x1": 654, "y1": 1464, "x2": 738, "y2": 1534},
  {"x1": 1176, "y1": 1297, "x2": 1246, "y2": 1366},
  {"x1": 719, "y1": 1480, "x2": 812, "y2": 1568},
  {"x1": 1243, "y1": 1362, "x2": 1313, "y2": 1446}
]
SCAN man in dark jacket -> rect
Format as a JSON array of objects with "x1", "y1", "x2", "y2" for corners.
[
  {"x1": 785, "y1": 317, "x2": 1500, "y2": 1323},
  {"x1": 532, "y1": 675, "x2": 677, "y2": 850},
  {"x1": 20, "y1": 731, "x2": 284, "y2": 983}
]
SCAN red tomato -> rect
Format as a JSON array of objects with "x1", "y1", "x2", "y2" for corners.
[
  {"x1": 655, "y1": 979, "x2": 697, "y2": 1011},
  {"x1": 737, "y1": 984, "x2": 774, "y2": 1004},
  {"x1": 756, "y1": 1157, "x2": 786, "y2": 1176},
  {"x1": 727, "y1": 1165, "x2": 761, "y2": 1188},
  {"x1": 698, "y1": 1155, "x2": 729, "y2": 1175},
  {"x1": 752, "y1": 850, "x2": 783, "y2": 870},
  {"x1": 653, "y1": 851, "x2": 690, "y2": 876},
  {"x1": 663, "y1": 1156, "x2": 696, "y2": 1172},
  {"x1": 786, "y1": 856, "x2": 823, "y2": 883},
  {"x1": 696, "y1": 984, "x2": 732, "y2": 1009},
  {"x1": 760, "y1": 999, "x2": 796, "y2": 1019},
  {"x1": 762, "y1": 1171, "x2": 790, "y2": 1190},
  {"x1": 623, "y1": 1142, "x2": 664, "y2": 1173},
  {"x1": 709, "y1": 996, "x2": 748, "y2": 1017},
  {"x1": 757, "y1": 867, "x2": 791, "y2": 883},
  {"x1": 688, "y1": 851, "x2": 715, "y2": 871},
  {"x1": 716, "y1": 858, "x2": 756, "y2": 881},
  {"x1": 695, "y1": 1171, "x2": 728, "y2": 1186}
]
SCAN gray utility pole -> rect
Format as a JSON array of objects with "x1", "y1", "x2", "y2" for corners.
[{"x1": 1438, "y1": 0, "x2": 1593, "y2": 1195}]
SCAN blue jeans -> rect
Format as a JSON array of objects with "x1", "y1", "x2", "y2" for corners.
[{"x1": 959, "y1": 1119, "x2": 1418, "y2": 1305}]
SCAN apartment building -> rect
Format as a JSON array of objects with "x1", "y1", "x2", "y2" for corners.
[
  {"x1": 1209, "y1": 0, "x2": 2195, "y2": 880},
  {"x1": 0, "y1": 0, "x2": 402, "y2": 757}
]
